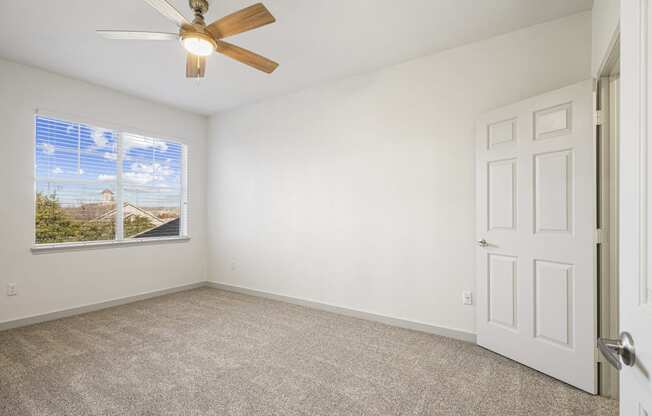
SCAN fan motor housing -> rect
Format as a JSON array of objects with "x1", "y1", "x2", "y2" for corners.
[{"x1": 189, "y1": 0, "x2": 209, "y2": 14}]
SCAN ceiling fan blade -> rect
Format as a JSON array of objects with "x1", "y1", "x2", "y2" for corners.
[
  {"x1": 206, "y1": 3, "x2": 275, "y2": 39},
  {"x1": 186, "y1": 54, "x2": 206, "y2": 78},
  {"x1": 216, "y1": 41, "x2": 278, "y2": 73},
  {"x1": 97, "y1": 31, "x2": 179, "y2": 40},
  {"x1": 142, "y1": 0, "x2": 189, "y2": 27}
]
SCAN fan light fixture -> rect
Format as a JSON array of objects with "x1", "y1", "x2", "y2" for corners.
[
  {"x1": 181, "y1": 33, "x2": 216, "y2": 56},
  {"x1": 97, "y1": 0, "x2": 279, "y2": 78}
]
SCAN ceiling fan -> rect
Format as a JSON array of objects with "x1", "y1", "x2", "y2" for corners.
[{"x1": 97, "y1": 0, "x2": 278, "y2": 78}]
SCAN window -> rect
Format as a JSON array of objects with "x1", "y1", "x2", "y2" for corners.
[{"x1": 34, "y1": 115, "x2": 188, "y2": 246}]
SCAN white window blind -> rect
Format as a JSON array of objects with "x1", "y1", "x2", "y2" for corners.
[{"x1": 35, "y1": 115, "x2": 188, "y2": 246}]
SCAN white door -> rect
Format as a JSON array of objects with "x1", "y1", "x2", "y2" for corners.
[
  {"x1": 618, "y1": 1, "x2": 652, "y2": 413},
  {"x1": 475, "y1": 80, "x2": 596, "y2": 393}
]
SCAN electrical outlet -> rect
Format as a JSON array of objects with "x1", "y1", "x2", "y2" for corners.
[
  {"x1": 7, "y1": 283, "x2": 16, "y2": 296},
  {"x1": 462, "y1": 291, "x2": 473, "y2": 305}
]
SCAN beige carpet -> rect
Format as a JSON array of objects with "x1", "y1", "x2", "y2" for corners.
[{"x1": 0, "y1": 288, "x2": 617, "y2": 415}]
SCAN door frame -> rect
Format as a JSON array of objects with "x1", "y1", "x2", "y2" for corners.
[{"x1": 596, "y1": 36, "x2": 621, "y2": 399}]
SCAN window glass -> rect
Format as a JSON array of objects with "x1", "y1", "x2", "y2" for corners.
[{"x1": 34, "y1": 116, "x2": 187, "y2": 245}]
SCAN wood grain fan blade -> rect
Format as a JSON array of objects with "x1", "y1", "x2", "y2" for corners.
[
  {"x1": 97, "y1": 31, "x2": 179, "y2": 40},
  {"x1": 142, "y1": 0, "x2": 189, "y2": 26},
  {"x1": 206, "y1": 3, "x2": 275, "y2": 39},
  {"x1": 216, "y1": 41, "x2": 278, "y2": 73},
  {"x1": 186, "y1": 54, "x2": 206, "y2": 78}
]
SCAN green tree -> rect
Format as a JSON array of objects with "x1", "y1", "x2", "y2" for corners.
[
  {"x1": 78, "y1": 219, "x2": 115, "y2": 241},
  {"x1": 35, "y1": 192, "x2": 115, "y2": 243},
  {"x1": 35, "y1": 192, "x2": 77, "y2": 243},
  {"x1": 124, "y1": 216, "x2": 155, "y2": 238}
]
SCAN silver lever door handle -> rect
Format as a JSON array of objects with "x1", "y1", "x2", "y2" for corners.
[
  {"x1": 598, "y1": 332, "x2": 636, "y2": 370},
  {"x1": 477, "y1": 239, "x2": 488, "y2": 247}
]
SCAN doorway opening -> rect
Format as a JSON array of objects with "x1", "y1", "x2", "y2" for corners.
[{"x1": 596, "y1": 36, "x2": 620, "y2": 399}]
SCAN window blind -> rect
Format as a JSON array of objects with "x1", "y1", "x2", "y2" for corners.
[{"x1": 35, "y1": 115, "x2": 188, "y2": 246}]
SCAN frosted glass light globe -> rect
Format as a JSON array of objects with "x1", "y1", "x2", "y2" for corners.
[{"x1": 182, "y1": 36, "x2": 214, "y2": 56}]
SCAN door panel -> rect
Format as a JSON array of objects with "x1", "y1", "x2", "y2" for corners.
[
  {"x1": 534, "y1": 150, "x2": 573, "y2": 234},
  {"x1": 488, "y1": 159, "x2": 517, "y2": 230},
  {"x1": 488, "y1": 254, "x2": 518, "y2": 329},
  {"x1": 534, "y1": 103, "x2": 573, "y2": 140},
  {"x1": 534, "y1": 260, "x2": 573, "y2": 347},
  {"x1": 476, "y1": 80, "x2": 595, "y2": 393},
  {"x1": 620, "y1": 0, "x2": 652, "y2": 413},
  {"x1": 488, "y1": 118, "x2": 517, "y2": 148}
]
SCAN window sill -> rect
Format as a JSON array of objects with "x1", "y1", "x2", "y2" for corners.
[{"x1": 31, "y1": 236, "x2": 191, "y2": 253}]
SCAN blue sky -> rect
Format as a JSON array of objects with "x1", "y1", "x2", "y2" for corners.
[{"x1": 35, "y1": 116, "x2": 183, "y2": 208}]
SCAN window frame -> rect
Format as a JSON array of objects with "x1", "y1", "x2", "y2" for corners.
[{"x1": 31, "y1": 110, "x2": 190, "y2": 252}]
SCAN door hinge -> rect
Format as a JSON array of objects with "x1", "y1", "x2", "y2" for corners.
[
  {"x1": 594, "y1": 229, "x2": 605, "y2": 244},
  {"x1": 594, "y1": 110, "x2": 603, "y2": 126}
]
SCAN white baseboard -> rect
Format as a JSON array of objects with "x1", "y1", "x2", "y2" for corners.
[
  {"x1": 0, "y1": 282, "x2": 207, "y2": 331},
  {"x1": 207, "y1": 281, "x2": 477, "y2": 343},
  {"x1": 1, "y1": 281, "x2": 477, "y2": 344}
]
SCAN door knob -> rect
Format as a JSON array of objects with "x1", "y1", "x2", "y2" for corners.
[
  {"x1": 597, "y1": 332, "x2": 636, "y2": 370},
  {"x1": 477, "y1": 239, "x2": 489, "y2": 247}
]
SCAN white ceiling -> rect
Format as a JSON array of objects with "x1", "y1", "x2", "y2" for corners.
[{"x1": 0, "y1": 0, "x2": 592, "y2": 115}]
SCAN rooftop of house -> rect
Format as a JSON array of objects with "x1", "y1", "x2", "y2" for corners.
[{"x1": 132, "y1": 218, "x2": 180, "y2": 239}]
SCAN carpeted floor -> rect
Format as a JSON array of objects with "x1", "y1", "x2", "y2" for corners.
[{"x1": 0, "y1": 288, "x2": 617, "y2": 416}]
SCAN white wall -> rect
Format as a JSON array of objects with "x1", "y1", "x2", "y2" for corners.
[
  {"x1": 0, "y1": 58, "x2": 208, "y2": 324},
  {"x1": 206, "y1": 13, "x2": 592, "y2": 335},
  {"x1": 592, "y1": 0, "x2": 620, "y2": 76}
]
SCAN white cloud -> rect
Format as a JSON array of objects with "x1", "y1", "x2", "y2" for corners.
[
  {"x1": 153, "y1": 140, "x2": 168, "y2": 152},
  {"x1": 52, "y1": 167, "x2": 63, "y2": 175},
  {"x1": 131, "y1": 162, "x2": 154, "y2": 174},
  {"x1": 92, "y1": 128, "x2": 111, "y2": 148},
  {"x1": 123, "y1": 134, "x2": 168, "y2": 153},
  {"x1": 130, "y1": 162, "x2": 173, "y2": 178},
  {"x1": 124, "y1": 171, "x2": 154, "y2": 185},
  {"x1": 127, "y1": 184, "x2": 175, "y2": 193},
  {"x1": 98, "y1": 174, "x2": 116, "y2": 182},
  {"x1": 104, "y1": 152, "x2": 117, "y2": 161},
  {"x1": 123, "y1": 162, "x2": 173, "y2": 185},
  {"x1": 157, "y1": 165, "x2": 173, "y2": 177},
  {"x1": 42, "y1": 143, "x2": 55, "y2": 154}
]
